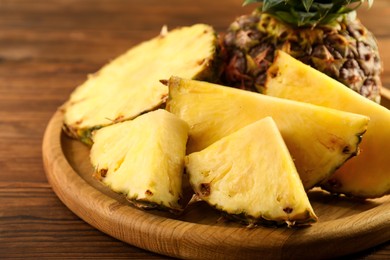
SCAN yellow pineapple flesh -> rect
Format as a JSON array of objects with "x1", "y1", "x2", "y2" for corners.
[
  {"x1": 166, "y1": 76, "x2": 369, "y2": 190},
  {"x1": 264, "y1": 50, "x2": 390, "y2": 198},
  {"x1": 63, "y1": 24, "x2": 218, "y2": 144},
  {"x1": 186, "y1": 117, "x2": 318, "y2": 226},
  {"x1": 90, "y1": 109, "x2": 189, "y2": 212}
]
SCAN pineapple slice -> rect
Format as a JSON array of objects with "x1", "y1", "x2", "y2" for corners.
[
  {"x1": 264, "y1": 50, "x2": 390, "y2": 198},
  {"x1": 90, "y1": 109, "x2": 189, "y2": 212},
  {"x1": 185, "y1": 117, "x2": 318, "y2": 226},
  {"x1": 63, "y1": 24, "x2": 219, "y2": 144},
  {"x1": 166, "y1": 76, "x2": 369, "y2": 190}
]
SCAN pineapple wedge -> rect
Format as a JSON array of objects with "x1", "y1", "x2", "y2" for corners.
[
  {"x1": 166, "y1": 76, "x2": 369, "y2": 190},
  {"x1": 186, "y1": 117, "x2": 318, "y2": 226},
  {"x1": 63, "y1": 24, "x2": 219, "y2": 144},
  {"x1": 90, "y1": 109, "x2": 189, "y2": 212},
  {"x1": 264, "y1": 50, "x2": 390, "y2": 198}
]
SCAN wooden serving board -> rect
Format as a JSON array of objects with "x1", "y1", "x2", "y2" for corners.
[{"x1": 43, "y1": 96, "x2": 390, "y2": 260}]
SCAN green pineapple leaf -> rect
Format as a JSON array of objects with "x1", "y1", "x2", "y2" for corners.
[
  {"x1": 274, "y1": 11, "x2": 297, "y2": 24},
  {"x1": 242, "y1": 0, "x2": 375, "y2": 27},
  {"x1": 263, "y1": 0, "x2": 286, "y2": 11},
  {"x1": 302, "y1": 0, "x2": 314, "y2": 12},
  {"x1": 243, "y1": 0, "x2": 262, "y2": 6}
]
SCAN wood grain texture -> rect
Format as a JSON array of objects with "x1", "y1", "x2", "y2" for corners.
[
  {"x1": 1, "y1": 0, "x2": 389, "y2": 259},
  {"x1": 43, "y1": 103, "x2": 390, "y2": 260}
]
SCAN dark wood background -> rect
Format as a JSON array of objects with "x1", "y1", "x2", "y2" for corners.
[{"x1": 1, "y1": 0, "x2": 389, "y2": 258}]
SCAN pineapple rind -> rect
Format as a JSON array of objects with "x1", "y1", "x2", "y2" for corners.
[
  {"x1": 167, "y1": 76, "x2": 369, "y2": 190},
  {"x1": 265, "y1": 50, "x2": 390, "y2": 198},
  {"x1": 64, "y1": 24, "x2": 219, "y2": 145},
  {"x1": 185, "y1": 117, "x2": 317, "y2": 226},
  {"x1": 62, "y1": 123, "x2": 103, "y2": 146},
  {"x1": 90, "y1": 109, "x2": 189, "y2": 212},
  {"x1": 222, "y1": 11, "x2": 382, "y2": 103}
]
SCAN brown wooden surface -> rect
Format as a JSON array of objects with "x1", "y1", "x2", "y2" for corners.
[
  {"x1": 42, "y1": 108, "x2": 390, "y2": 259},
  {"x1": 1, "y1": 0, "x2": 389, "y2": 259}
]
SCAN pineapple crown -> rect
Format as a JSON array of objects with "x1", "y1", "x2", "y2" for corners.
[{"x1": 243, "y1": 0, "x2": 373, "y2": 27}]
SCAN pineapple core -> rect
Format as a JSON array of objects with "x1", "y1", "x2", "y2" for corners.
[
  {"x1": 90, "y1": 109, "x2": 189, "y2": 212},
  {"x1": 186, "y1": 117, "x2": 317, "y2": 226},
  {"x1": 167, "y1": 76, "x2": 369, "y2": 190}
]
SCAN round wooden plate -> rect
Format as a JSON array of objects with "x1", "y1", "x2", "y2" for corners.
[{"x1": 43, "y1": 96, "x2": 390, "y2": 260}]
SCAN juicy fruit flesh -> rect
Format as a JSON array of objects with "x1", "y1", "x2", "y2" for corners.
[
  {"x1": 90, "y1": 109, "x2": 189, "y2": 211},
  {"x1": 186, "y1": 117, "x2": 317, "y2": 226},
  {"x1": 63, "y1": 24, "x2": 217, "y2": 142},
  {"x1": 167, "y1": 76, "x2": 369, "y2": 190},
  {"x1": 222, "y1": 12, "x2": 382, "y2": 103},
  {"x1": 265, "y1": 50, "x2": 390, "y2": 198}
]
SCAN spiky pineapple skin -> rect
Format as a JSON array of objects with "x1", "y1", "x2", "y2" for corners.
[{"x1": 223, "y1": 11, "x2": 382, "y2": 103}]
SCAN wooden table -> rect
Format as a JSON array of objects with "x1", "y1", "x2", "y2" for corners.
[{"x1": 1, "y1": 0, "x2": 389, "y2": 259}]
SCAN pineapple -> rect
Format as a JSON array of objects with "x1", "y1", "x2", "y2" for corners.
[
  {"x1": 264, "y1": 50, "x2": 390, "y2": 198},
  {"x1": 223, "y1": 0, "x2": 382, "y2": 103},
  {"x1": 186, "y1": 117, "x2": 317, "y2": 226},
  {"x1": 63, "y1": 24, "x2": 219, "y2": 145},
  {"x1": 90, "y1": 109, "x2": 189, "y2": 212},
  {"x1": 166, "y1": 76, "x2": 369, "y2": 190}
]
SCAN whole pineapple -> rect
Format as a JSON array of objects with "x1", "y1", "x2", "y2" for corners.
[{"x1": 223, "y1": 0, "x2": 382, "y2": 103}]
